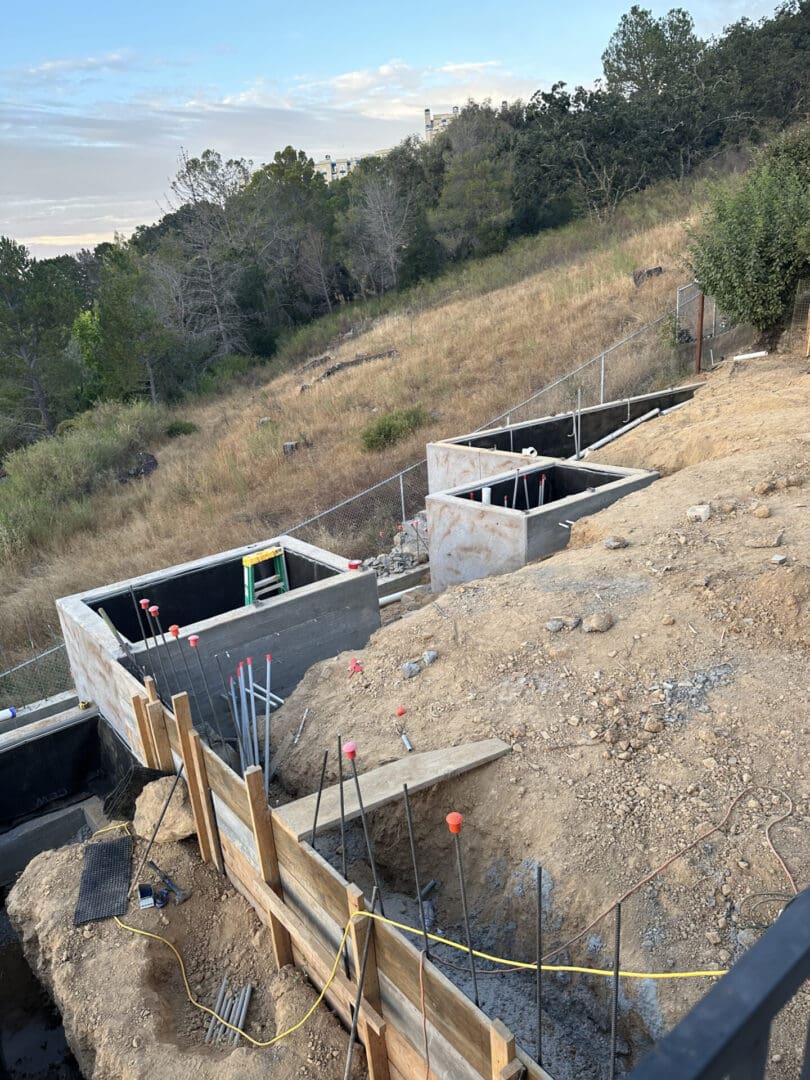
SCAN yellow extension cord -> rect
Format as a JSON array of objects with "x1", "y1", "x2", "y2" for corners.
[{"x1": 97, "y1": 822, "x2": 728, "y2": 1048}]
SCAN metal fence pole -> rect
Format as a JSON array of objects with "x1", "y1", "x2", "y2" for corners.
[
  {"x1": 600, "y1": 353, "x2": 606, "y2": 404},
  {"x1": 399, "y1": 472, "x2": 406, "y2": 525}
]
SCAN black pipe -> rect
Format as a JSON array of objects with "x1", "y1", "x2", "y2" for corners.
[{"x1": 128, "y1": 586, "x2": 153, "y2": 679}]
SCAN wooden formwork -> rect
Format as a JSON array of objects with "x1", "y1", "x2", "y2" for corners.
[{"x1": 133, "y1": 686, "x2": 552, "y2": 1080}]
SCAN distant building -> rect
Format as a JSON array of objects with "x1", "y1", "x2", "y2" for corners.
[
  {"x1": 424, "y1": 106, "x2": 459, "y2": 144},
  {"x1": 313, "y1": 147, "x2": 393, "y2": 184}
]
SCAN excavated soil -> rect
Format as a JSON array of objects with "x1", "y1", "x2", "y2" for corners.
[
  {"x1": 7, "y1": 838, "x2": 364, "y2": 1080},
  {"x1": 266, "y1": 353, "x2": 810, "y2": 1077}
]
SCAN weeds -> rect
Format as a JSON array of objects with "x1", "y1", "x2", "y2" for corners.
[{"x1": 361, "y1": 407, "x2": 430, "y2": 451}]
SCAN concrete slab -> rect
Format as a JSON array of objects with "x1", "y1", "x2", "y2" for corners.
[{"x1": 275, "y1": 738, "x2": 510, "y2": 840}]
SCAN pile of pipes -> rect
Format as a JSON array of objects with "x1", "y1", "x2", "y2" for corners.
[
  {"x1": 225, "y1": 655, "x2": 281, "y2": 794},
  {"x1": 205, "y1": 978, "x2": 252, "y2": 1047}
]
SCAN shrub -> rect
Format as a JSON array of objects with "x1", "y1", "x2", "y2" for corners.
[
  {"x1": 165, "y1": 419, "x2": 199, "y2": 438},
  {"x1": 361, "y1": 406, "x2": 429, "y2": 451},
  {"x1": 689, "y1": 127, "x2": 810, "y2": 330}
]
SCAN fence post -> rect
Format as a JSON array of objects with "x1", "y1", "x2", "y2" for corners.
[
  {"x1": 398, "y1": 472, "x2": 406, "y2": 525},
  {"x1": 695, "y1": 292, "x2": 705, "y2": 374},
  {"x1": 600, "y1": 352, "x2": 606, "y2": 404}
]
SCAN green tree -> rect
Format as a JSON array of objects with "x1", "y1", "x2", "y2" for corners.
[
  {"x1": 602, "y1": 5, "x2": 704, "y2": 96},
  {"x1": 689, "y1": 129, "x2": 810, "y2": 330},
  {"x1": 0, "y1": 238, "x2": 83, "y2": 441},
  {"x1": 431, "y1": 149, "x2": 513, "y2": 258}
]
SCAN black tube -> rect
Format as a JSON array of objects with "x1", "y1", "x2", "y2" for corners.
[
  {"x1": 454, "y1": 832, "x2": 479, "y2": 1007},
  {"x1": 349, "y1": 758, "x2": 385, "y2": 917},
  {"x1": 310, "y1": 749, "x2": 329, "y2": 849},
  {"x1": 609, "y1": 902, "x2": 622, "y2": 1080},
  {"x1": 130, "y1": 764, "x2": 185, "y2": 895},
  {"x1": 403, "y1": 783, "x2": 430, "y2": 958}
]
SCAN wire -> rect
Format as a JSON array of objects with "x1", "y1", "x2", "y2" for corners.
[
  {"x1": 113, "y1": 913, "x2": 353, "y2": 1047},
  {"x1": 91, "y1": 822, "x2": 131, "y2": 838},
  {"x1": 764, "y1": 790, "x2": 798, "y2": 896}
]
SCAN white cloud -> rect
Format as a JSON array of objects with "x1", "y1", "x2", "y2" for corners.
[{"x1": 25, "y1": 51, "x2": 133, "y2": 78}]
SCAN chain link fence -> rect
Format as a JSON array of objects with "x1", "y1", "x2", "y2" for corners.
[
  {"x1": 0, "y1": 643, "x2": 73, "y2": 711},
  {"x1": 788, "y1": 278, "x2": 810, "y2": 355},
  {"x1": 5, "y1": 282, "x2": 736, "y2": 708}
]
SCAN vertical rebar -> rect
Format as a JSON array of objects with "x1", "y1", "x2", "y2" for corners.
[
  {"x1": 609, "y1": 902, "x2": 622, "y2": 1080},
  {"x1": 128, "y1": 587, "x2": 153, "y2": 679},
  {"x1": 345, "y1": 745, "x2": 385, "y2": 916},
  {"x1": 190, "y1": 636, "x2": 225, "y2": 745},
  {"x1": 511, "y1": 469, "x2": 519, "y2": 509},
  {"x1": 143, "y1": 605, "x2": 170, "y2": 701},
  {"x1": 263, "y1": 654, "x2": 272, "y2": 797},
  {"x1": 343, "y1": 887, "x2": 379, "y2": 1080},
  {"x1": 174, "y1": 626, "x2": 201, "y2": 718},
  {"x1": 536, "y1": 863, "x2": 543, "y2": 1066},
  {"x1": 403, "y1": 783, "x2": 430, "y2": 959},
  {"x1": 337, "y1": 735, "x2": 347, "y2": 881},
  {"x1": 153, "y1": 609, "x2": 181, "y2": 694},
  {"x1": 452, "y1": 828, "x2": 479, "y2": 1008},
  {"x1": 237, "y1": 662, "x2": 250, "y2": 764},
  {"x1": 247, "y1": 658, "x2": 260, "y2": 767},
  {"x1": 310, "y1": 749, "x2": 329, "y2": 850}
]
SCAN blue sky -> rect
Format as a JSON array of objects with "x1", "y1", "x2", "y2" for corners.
[{"x1": 2, "y1": 1, "x2": 778, "y2": 254}]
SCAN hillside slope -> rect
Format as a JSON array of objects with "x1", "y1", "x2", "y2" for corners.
[
  {"x1": 3, "y1": 215, "x2": 690, "y2": 655},
  {"x1": 269, "y1": 352, "x2": 810, "y2": 1076}
]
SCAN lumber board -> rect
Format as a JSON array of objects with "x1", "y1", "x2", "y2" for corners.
[
  {"x1": 172, "y1": 693, "x2": 212, "y2": 864},
  {"x1": 373, "y1": 917, "x2": 491, "y2": 1077},
  {"x1": 190, "y1": 731, "x2": 224, "y2": 873},
  {"x1": 132, "y1": 694, "x2": 157, "y2": 768},
  {"x1": 203, "y1": 745, "x2": 251, "y2": 826},
  {"x1": 145, "y1": 700, "x2": 173, "y2": 772},
  {"x1": 490, "y1": 1019, "x2": 516, "y2": 1079},
  {"x1": 272, "y1": 815, "x2": 349, "y2": 926},
  {"x1": 384, "y1": 1024, "x2": 441, "y2": 1080},
  {"x1": 244, "y1": 766, "x2": 293, "y2": 968},
  {"x1": 275, "y1": 739, "x2": 510, "y2": 840}
]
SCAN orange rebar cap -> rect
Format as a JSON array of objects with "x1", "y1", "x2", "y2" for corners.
[
  {"x1": 446, "y1": 811, "x2": 463, "y2": 834},
  {"x1": 169, "y1": 624, "x2": 180, "y2": 637},
  {"x1": 343, "y1": 741, "x2": 357, "y2": 760},
  {"x1": 189, "y1": 635, "x2": 200, "y2": 647},
  {"x1": 396, "y1": 706, "x2": 406, "y2": 717}
]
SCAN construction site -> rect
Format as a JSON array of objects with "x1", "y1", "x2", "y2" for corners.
[{"x1": 1, "y1": 342, "x2": 809, "y2": 1080}]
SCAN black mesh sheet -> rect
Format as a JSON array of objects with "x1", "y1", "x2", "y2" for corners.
[{"x1": 73, "y1": 836, "x2": 132, "y2": 925}]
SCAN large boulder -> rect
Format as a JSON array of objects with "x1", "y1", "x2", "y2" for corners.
[{"x1": 133, "y1": 776, "x2": 195, "y2": 843}]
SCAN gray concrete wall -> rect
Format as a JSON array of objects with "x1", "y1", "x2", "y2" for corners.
[
  {"x1": 138, "y1": 569, "x2": 380, "y2": 733},
  {"x1": 426, "y1": 493, "x2": 527, "y2": 592},
  {"x1": 524, "y1": 468, "x2": 658, "y2": 562},
  {"x1": 427, "y1": 384, "x2": 700, "y2": 492}
]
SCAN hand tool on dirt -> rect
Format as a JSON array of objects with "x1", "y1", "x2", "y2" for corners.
[
  {"x1": 447, "y1": 811, "x2": 479, "y2": 1007},
  {"x1": 128, "y1": 764, "x2": 185, "y2": 899},
  {"x1": 147, "y1": 859, "x2": 190, "y2": 904}
]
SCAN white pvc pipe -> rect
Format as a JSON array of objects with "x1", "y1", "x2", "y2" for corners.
[
  {"x1": 661, "y1": 400, "x2": 689, "y2": 415},
  {"x1": 481, "y1": 486, "x2": 492, "y2": 505},
  {"x1": 0, "y1": 707, "x2": 17, "y2": 723},
  {"x1": 733, "y1": 351, "x2": 767, "y2": 360},
  {"x1": 577, "y1": 408, "x2": 660, "y2": 456},
  {"x1": 379, "y1": 586, "x2": 426, "y2": 608}
]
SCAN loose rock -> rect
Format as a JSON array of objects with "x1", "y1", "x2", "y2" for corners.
[
  {"x1": 133, "y1": 777, "x2": 195, "y2": 843},
  {"x1": 603, "y1": 535, "x2": 628, "y2": 550},
  {"x1": 582, "y1": 611, "x2": 614, "y2": 633},
  {"x1": 687, "y1": 504, "x2": 712, "y2": 523}
]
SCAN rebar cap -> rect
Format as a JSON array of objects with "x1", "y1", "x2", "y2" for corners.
[
  {"x1": 446, "y1": 811, "x2": 463, "y2": 834},
  {"x1": 343, "y1": 741, "x2": 357, "y2": 760}
]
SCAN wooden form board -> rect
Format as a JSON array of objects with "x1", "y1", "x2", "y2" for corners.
[
  {"x1": 275, "y1": 738, "x2": 510, "y2": 840},
  {"x1": 114, "y1": 693, "x2": 548, "y2": 1079}
]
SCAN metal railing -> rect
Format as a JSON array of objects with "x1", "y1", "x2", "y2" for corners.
[{"x1": 629, "y1": 888, "x2": 810, "y2": 1079}]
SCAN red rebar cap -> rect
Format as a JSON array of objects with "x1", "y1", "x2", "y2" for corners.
[
  {"x1": 343, "y1": 741, "x2": 357, "y2": 760},
  {"x1": 189, "y1": 635, "x2": 200, "y2": 647},
  {"x1": 396, "y1": 706, "x2": 406, "y2": 717},
  {"x1": 446, "y1": 812, "x2": 463, "y2": 834},
  {"x1": 266, "y1": 653, "x2": 272, "y2": 661},
  {"x1": 139, "y1": 598, "x2": 150, "y2": 609},
  {"x1": 347, "y1": 560, "x2": 361, "y2": 570},
  {"x1": 169, "y1": 624, "x2": 180, "y2": 637},
  {"x1": 148, "y1": 605, "x2": 159, "y2": 617},
  {"x1": 247, "y1": 656, "x2": 252, "y2": 665}
]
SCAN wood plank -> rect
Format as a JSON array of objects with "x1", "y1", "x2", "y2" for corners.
[
  {"x1": 490, "y1": 1020, "x2": 516, "y2": 1079},
  {"x1": 132, "y1": 694, "x2": 157, "y2": 768},
  {"x1": 347, "y1": 884, "x2": 390, "y2": 1080},
  {"x1": 273, "y1": 815, "x2": 349, "y2": 927},
  {"x1": 516, "y1": 1049, "x2": 554, "y2": 1080},
  {"x1": 244, "y1": 766, "x2": 293, "y2": 969},
  {"x1": 203, "y1": 744, "x2": 251, "y2": 826},
  {"x1": 373, "y1": 917, "x2": 491, "y2": 1078},
  {"x1": 276, "y1": 739, "x2": 510, "y2": 840},
  {"x1": 172, "y1": 693, "x2": 212, "y2": 864},
  {"x1": 221, "y1": 835, "x2": 385, "y2": 1039},
  {"x1": 145, "y1": 700, "x2": 173, "y2": 772},
  {"x1": 384, "y1": 1023, "x2": 441, "y2": 1080},
  {"x1": 499, "y1": 1064, "x2": 526, "y2": 1080},
  {"x1": 190, "y1": 731, "x2": 224, "y2": 874},
  {"x1": 144, "y1": 675, "x2": 159, "y2": 704}
]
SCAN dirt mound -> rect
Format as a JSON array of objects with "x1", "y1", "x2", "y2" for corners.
[
  {"x1": 265, "y1": 353, "x2": 810, "y2": 1077},
  {"x1": 7, "y1": 838, "x2": 363, "y2": 1079}
]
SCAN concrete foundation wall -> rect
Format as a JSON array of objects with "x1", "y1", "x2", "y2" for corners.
[
  {"x1": 427, "y1": 462, "x2": 657, "y2": 591},
  {"x1": 427, "y1": 384, "x2": 700, "y2": 492},
  {"x1": 139, "y1": 569, "x2": 380, "y2": 732}
]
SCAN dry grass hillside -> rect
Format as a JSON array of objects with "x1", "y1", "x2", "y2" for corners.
[{"x1": 3, "y1": 215, "x2": 691, "y2": 656}]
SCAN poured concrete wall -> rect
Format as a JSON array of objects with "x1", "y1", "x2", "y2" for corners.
[
  {"x1": 427, "y1": 462, "x2": 657, "y2": 590},
  {"x1": 427, "y1": 384, "x2": 700, "y2": 492},
  {"x1": 57, "y1": 534, "x2": 380, "y2": 746}
]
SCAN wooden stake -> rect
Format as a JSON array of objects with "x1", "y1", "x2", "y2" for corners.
[
  {"x1": 244, "y1": 765, "x2": 293, "y2": 968},
  {"x1": 172, "y1": 692, "x2": 212, "y2": 864},
  {"x1": 144, "y1": 675, "x2": 159, "y2": 704},
  {"x1": 145, "y1": 699, "x2": 174, "y2": 772},
  {"x1": 490, "y1": 1019, "x2": 519, "y2": 1080},
  {"x1": 190, "y1": 731, "x2": 224, "y2": 874},
  {"x1": 132, "y1": 694, "x2": 157, "y2": 769}
]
